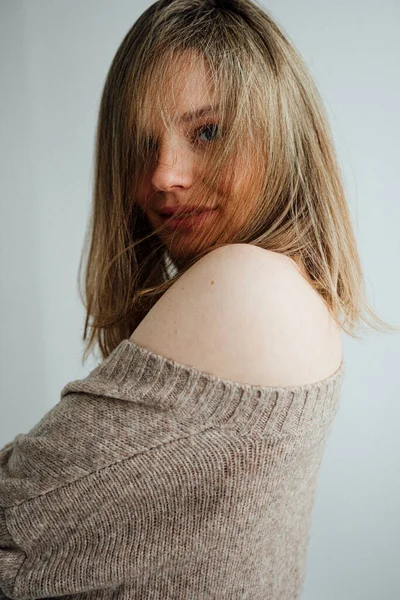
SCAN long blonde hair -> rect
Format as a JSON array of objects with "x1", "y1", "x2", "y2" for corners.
[{"x1": 78, "y1": 0, "x2": 399, "y2": 364}]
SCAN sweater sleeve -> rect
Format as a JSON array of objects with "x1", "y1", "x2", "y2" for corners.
[
  {"x1": 0, "y1": 338, "x2": 344, "y2": 600},
  {"x1": 0, "y1": 441, "x2": 26, "y2": 599}
]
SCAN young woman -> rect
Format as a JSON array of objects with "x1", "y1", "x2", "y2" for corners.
[
  {"x1": 1, "y1": 2, "x2": 397, "y2": 599},
  {"x1": 79, "y1": 0, "x2": 394, "y2": 369}
]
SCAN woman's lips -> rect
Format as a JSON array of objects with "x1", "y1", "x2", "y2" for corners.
[
  {"x1": 158, "y1": 205, "x2": 216, "y2": 217},
  {"x1": 159, "y1": 209, "x2": 217, "y2": 230}
]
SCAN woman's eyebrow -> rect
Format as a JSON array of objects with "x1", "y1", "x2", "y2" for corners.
[{"x1": 178, "y1": 104, "x2": 220, "y2": 124}]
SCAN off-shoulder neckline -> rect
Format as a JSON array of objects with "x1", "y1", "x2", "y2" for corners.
[{"x1": 122, "y1": 338, "x2": 345, "y2": 394}]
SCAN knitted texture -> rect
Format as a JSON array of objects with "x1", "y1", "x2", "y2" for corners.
[{"x1": 0, "y1": 338, "x2": 345, "y2": 599}]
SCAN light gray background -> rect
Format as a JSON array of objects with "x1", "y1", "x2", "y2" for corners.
[{"x1": 1, "y1": 1, "x2": 399, "y2": 598}]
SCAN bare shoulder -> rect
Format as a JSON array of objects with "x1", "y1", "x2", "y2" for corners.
[{"x1": 130, "y1": 243, "x2": 342, "y2": 387}]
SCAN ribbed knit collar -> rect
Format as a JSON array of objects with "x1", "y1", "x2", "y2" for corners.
[{"x1": 60, "y1": 338, "x2": 345, "y2": 437}]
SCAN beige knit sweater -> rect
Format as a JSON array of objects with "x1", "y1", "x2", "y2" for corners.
[{"x1": 0, "y1": 338, "x2": 345, "y2": 600}]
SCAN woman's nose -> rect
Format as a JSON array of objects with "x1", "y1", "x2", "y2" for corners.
[{"x1": 150, "y1": 138, "x2": 194, "y2": 192}]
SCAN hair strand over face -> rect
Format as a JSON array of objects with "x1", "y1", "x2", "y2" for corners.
[{"x1": 78, "y1": 0, "x2": 399, "y2": 363}]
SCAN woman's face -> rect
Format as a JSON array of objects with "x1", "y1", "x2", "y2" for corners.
[{"x1": 136, "y1": 54, "x2": 256, "y2": 267}]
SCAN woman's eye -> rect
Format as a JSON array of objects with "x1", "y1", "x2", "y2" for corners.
[{"x1": 192, "y1": 123, "x2": 220, "y2": 144}]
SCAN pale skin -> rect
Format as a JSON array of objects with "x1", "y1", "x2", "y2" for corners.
[
  {"x1": 130, "y1": 243, "x2": 342, "y2": 387},
  {"x1": 131, "y1": 55, "x2": 342, "y2": 387}
]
